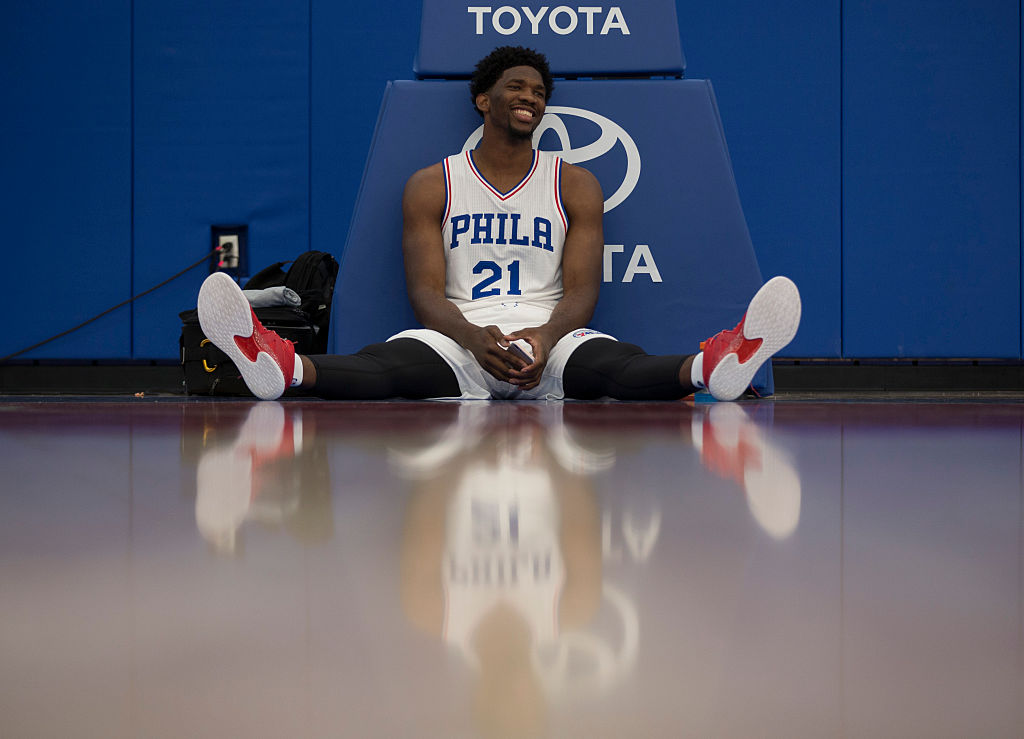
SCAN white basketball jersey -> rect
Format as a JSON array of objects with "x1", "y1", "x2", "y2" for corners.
[{"x1": 442, "y1": 149, "x2": 567, "y2": 332}]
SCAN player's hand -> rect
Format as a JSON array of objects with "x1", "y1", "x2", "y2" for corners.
[
  {"x1": 504, "y1": 327, "x2": 554, "y2": 390},
  {"x1": 464, "y1": 324, "x2": 530, "y2": 382}
]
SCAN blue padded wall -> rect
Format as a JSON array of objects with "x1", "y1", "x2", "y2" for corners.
[
  {"x1": 1, "y1": 1, "x2": 132, "y2": 359},
  {"x1": 310, "y1": 0, "x2": 420, "y2": 356},
  {"x1": 132, "y1": 1, "x2": 310, "y2": 358},
  {"x1": 4, "y1": 1, "x2": 1023, "y2": 364},
  {"x1": 677, "y1": 0, "x2": 841, "y2": 358},
  {"x1": 842, "y1": 0, "x2": 1020, "y2": 358}
]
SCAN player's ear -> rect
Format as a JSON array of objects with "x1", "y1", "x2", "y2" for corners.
[{"x1": 475, "y1": 92, "x2": 490, "y2": 115}]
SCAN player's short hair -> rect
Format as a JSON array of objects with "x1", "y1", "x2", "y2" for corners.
[{"x1": 470, "y1": 46, "x2": 554, "y2": 116}]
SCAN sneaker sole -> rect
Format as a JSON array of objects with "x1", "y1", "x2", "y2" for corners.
[
  {"x1": 707, "y1": 276, "x2": 801, "y2": 401},
  {"x1": 197, "y1": 272, "x2": 287, "y2": 400}
]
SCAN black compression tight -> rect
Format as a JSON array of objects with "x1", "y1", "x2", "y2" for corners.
[
  {"x1": 308, "y1": 339, "x2": 460, "y2": 399},
  {"x1": 307, "y1": 337, "x2": 693, "y2": 400},
  {"x1": 562, "y1": 338, "x2": 694, "y2": 400}
]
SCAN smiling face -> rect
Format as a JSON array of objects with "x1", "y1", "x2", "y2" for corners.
[{"x1": 476, "y1": 65, "x2": 547, "y2": 140}]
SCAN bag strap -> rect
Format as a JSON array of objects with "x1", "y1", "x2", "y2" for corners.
[
  {"x1": 284, "y1": 251, "x2": 339, "y2": 312},
  {"x1": 243, "y1": 261, "x2": 290, "y2": 291}
]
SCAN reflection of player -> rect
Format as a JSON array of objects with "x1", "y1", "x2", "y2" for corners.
[
  {"x1": 399, "y1": 405, "x2": 602, "y2": 737},
  {"x1": 689, "y1": 403, "x2": 801, "y2": 539},
  {"x1": 194, "y1": 402, "x2": 331, "y2": 552}
]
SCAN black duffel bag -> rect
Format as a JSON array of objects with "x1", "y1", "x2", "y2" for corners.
[{"x1": 179, "y1": 251, "x2": 339, "y2": 395}]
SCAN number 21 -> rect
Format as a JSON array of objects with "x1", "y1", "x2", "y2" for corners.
[{"x1": 472, "y1": 260, "x2": 521, "y2": 299}]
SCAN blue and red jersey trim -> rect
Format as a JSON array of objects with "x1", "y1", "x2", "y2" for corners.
[
  {"x1": 554, "y1": 157, "x2": 567, "y2": 232},
  {"x1": 466, "y1": 149, "x2": 539, "y2": 200},
  {"x1": 441, "y1": 156, "x2": 453, "y2": 225}
]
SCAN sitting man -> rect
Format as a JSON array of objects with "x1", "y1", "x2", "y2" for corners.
[{"x1": 197, "y1": 45, "x2": 800, "y2": 402}]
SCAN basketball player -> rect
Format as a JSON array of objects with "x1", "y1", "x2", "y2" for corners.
[{"x1": 197, "y1": 46, "x2": 801, "y2": 402}]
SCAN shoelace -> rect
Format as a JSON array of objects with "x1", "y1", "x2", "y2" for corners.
[
  {"x1": 700, "y1": 316, "x2": 745, "y2": 352},
  {"x1": 252, "y1": 312, "x2": 296, "y2": 352}
]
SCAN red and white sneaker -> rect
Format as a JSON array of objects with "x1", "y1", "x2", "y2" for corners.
[
  {"x1": 197, "y1": 272, "x2": 296, "y2": 400},
  {"x1": 701, "y1": 276, "x2": 801, "y2": 401}
]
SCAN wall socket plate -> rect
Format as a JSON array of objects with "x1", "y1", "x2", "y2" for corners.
[{"x1": 210, "y1": 225, "x2": 249, "y2": 276}]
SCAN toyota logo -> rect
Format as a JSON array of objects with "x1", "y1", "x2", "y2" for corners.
[{"x1": 462, "y1": 106, "x2": 641, "y2": 213}]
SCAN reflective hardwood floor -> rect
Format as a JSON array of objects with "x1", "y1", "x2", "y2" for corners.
[{"x1": 1, "y1": 396, "x2": 1021, "y2": 738}]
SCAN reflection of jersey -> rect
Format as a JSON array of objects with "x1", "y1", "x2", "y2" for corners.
[
  {"x1": 442, "y1": 149, "x2": 567, "y2": 330},
  {"x1": 442, "y1": 456, "x2": 566, "y2": 651}
]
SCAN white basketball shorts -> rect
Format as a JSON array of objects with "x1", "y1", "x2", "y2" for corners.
[{"x1": 388, "y1": 327, "x2": 613, "y2": 400}]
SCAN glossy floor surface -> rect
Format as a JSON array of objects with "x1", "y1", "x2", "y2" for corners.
[{"x1": 1, "y1": 396, "x2": 1022, "y2": 738}]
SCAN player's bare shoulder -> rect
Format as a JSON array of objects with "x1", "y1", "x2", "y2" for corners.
[
  {"x1": 559, "y1": 161, "x2": 604, "y2": 217},
  {"x1": 403, "y1": 160, "x2": 447, "y2": 219}
]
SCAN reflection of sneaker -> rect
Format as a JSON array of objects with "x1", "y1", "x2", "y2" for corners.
[
  {"x1": 692, "y1": 403, "x2": 801, "y2": 540},
  {"x1": 236, "y1": 401, "x2": 298, "y2": 462},
  {"x1": 692, "y1": 403, "x2": 760, "y2": 488},
  {"x1": 197, "y1": 272, "x2": 295, "y2": 400},
  {"x1": 702, "y1": 276, "x2": 801, "y2": 401},
  {"x1": 195, "y1": 402, "x2": 300, "y2": 552}
]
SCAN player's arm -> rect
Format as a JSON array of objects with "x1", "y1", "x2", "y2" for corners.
[
  {"x1": 402, "y1": 165, "x2": 528, "y2": 379},
  {"x1": 508, "y1": 163, "x2": 604, "y2": 388}
]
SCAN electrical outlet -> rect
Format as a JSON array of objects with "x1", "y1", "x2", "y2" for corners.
[
  {"x1": 218, "y1": 234, "x2": 240, "y2": 269},
  {"x1": 209, "y1": 225, "x2": 248, "y2": 276}
]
